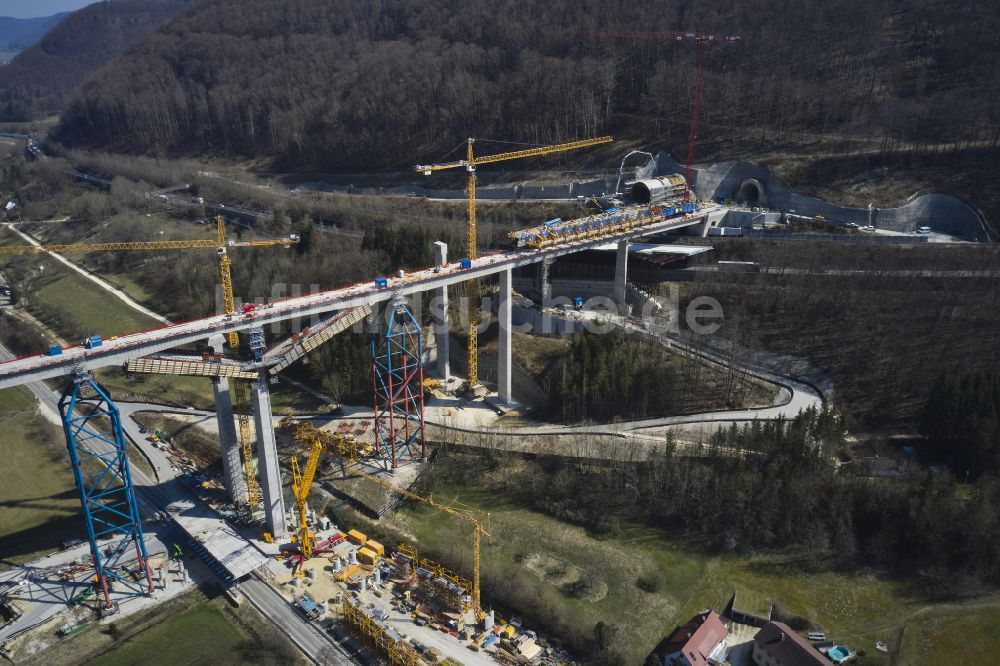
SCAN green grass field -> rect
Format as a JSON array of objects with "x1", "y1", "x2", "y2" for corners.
[
  {"x1": 0, "y1": 387, "x2": 82, "y2": 566},
  {"x1": 33, "y1": 269, "x2": 161, "y2": 338},
  {"x1": 0, "y1": 240, "x2": 162, "y2": 341},
  {"x1": 897, "y1": 600, "x2": 1000, "y2": 664},
  {"x1": 383, "y1": 465, "x2": 1000, "y2": 663},
  {"x1": 86, "y1": 600, "x2": 246, "y2": 666}
]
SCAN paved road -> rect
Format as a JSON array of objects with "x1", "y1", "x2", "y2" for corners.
[{"x1": 241, "y1": 576, "x2": 353, "y2": 665}]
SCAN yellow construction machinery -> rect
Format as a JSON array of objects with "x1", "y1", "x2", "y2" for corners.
[
  {"x1": 285, "y1": 419, "x2": 489, "y2": 608},
  {"x1": 283, "y1": 419, "x2": 362, "y2": 572},
  {"x1": 415, "y1": 135, "x2": 612, "y2": 392},
  {"x1": 0, "y1": 216, "x2": 298, "y2": 509}
]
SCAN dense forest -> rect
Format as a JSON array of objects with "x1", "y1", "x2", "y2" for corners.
[
  {"x1": 669, "y1": 240, "x2": 1000, "y2": 431},
  {"x1": 921, "y1": 369, "x2": 1000, "y2": 480},
  {"x1": 52, "y1": 0, "x2": 1000, "y2": 169},
  {"x1": 543, "y1": 332, "x2": 676, "y2": 422},
  {"x1": 0, "y1": 0, "x2": 190, "y2": 121},
  {"x1": 361, "y1": 224, "x2": 459, "y2": 273}
]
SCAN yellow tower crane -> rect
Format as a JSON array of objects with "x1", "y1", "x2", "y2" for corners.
[
  {"x1": 415, "y1": 135, "x2": 613, "y2": 392},
  {"x1": 0, "y1": 216, "x2": 298, "y2": 509}
]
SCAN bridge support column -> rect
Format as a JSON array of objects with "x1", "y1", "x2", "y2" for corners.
[
  {"x1": 614, "y1": 240, "x2": 629, "y2": 313},
  {"x1": 539, "y1": 257, "x2": 553, "y2": 305},
  {"x1": 433, "y1": 241, "x2": 450, "y2": 380},
  {"x1": 209, "y1": 336, "x2": 246, "y2": 504},
  {"x1": 498, "y1": 268, "x2": 513, "y2": 404},
  {"x1": 251, "y1": 374, "x2": 286, "y2": 537},
  {"x1": 212, "y1": 377, "x2": 247, "y2": 504}
]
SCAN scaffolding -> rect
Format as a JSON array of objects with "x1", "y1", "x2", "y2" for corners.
[
  {"x1": 58, "y1": 373, "x2": 153, "y2": 609},
  {"x1": 343, "y1": 598, "x2": 422, "y2": 666},
  {"x1": 509, "y1": 202, "x2": 700, "y2": 249},
  {"x1": 371, "y1": 295, "x2": 425, "y2": 469}
]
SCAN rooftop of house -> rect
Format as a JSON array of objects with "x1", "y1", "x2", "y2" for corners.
[
  {"x1": 658, "y1": 610, "x2": 728, "y2": 666},
  {"x1": 754, "y1": 621, "x2": 828, "y2": 666}
]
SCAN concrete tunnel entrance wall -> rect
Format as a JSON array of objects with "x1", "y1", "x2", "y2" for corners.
[{"x1": 738, "y1": 178, "x2": 766, "y2": 206}]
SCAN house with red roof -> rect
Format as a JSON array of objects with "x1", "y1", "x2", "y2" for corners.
[{"x1": 657, "y1": 610, "x2": 729, "y2": 666}]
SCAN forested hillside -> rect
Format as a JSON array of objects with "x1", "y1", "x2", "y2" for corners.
[
  {"x1": 53, "y1": 0, "x2": 1000, "y2": 169},
  {"x1": 0, "y1": 0, "x2": 190, "y2": 121}
]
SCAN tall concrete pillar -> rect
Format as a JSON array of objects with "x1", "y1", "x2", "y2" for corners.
[
  {"x1": 614, "y1": 240, "x2": 629, "y2": 311},
  {"x1": 251, "y1": 374, "x2": 286, "y2": 537},
  {"x1": 539, "y1": 257, "x2": 553, "y2": 305},
  {"x1": 209, "y1": 335, "x2": 246, "y2": 504},
  {"x1": 213, "y1": 377, "x2": 247, "y2": 504},
  {"x1": 433, "y1": 241, "x2": 450, "y2": 380},
  {"x1": 498, "y1": 268, "x2": 513, "y2": 404}
]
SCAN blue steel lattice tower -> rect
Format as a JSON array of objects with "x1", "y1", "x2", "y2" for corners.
[
  {"x1": 59, "y1": 373, "x2": 153, "y2": 609},
  {"x1": 371, "y1": 296, "x2": 426, "y2": 469}
]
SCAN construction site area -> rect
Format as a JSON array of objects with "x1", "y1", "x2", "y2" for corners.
[
  {"x1": 0, "y1": 126, "x2": 738, "y2": 665},
  {"x1": 0, "y1": 27, "x2": 994, "y2": 662}
]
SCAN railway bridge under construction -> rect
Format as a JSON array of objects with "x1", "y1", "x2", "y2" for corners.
[{"x1": 0, "y1": 202, "x2": 726, "y2": 606}]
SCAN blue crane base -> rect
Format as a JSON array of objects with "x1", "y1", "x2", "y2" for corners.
[{"x1": 59, "y1": 373, "x2": 153, "y2": 609}]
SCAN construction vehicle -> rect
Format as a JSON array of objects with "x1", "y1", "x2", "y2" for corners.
[
  {"x1": 0, "y1": 216, "x2": 299, "y2": 511},
  {"x1": 415, "y1": 135, "x2": 612, "y2": 393},
  {"x1": 422, "y1": 377, "x2": 443, "y2": 400},
  {"x1": 283, "y1": 420, "x2": 359, "y2": 573},
  {"x1": 293, "y1": 591, "x2": 323, "y2": 621},
  {"x1": 67, "y1": 586, "x2": 95, "y2": 608}
]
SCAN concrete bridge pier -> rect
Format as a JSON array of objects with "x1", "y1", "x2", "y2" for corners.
[
  {"x1": 251, "y1": 373, "x2": 287, "y2": 538},
  {"x1": 498, "y1": 267, "x2": 513, "y2": 404},
  {"x1": 614, "y1": 239, "x2": 629, "y2": 313},
  {"x1": 433, "y1": 241, "x2": 450, "y2": 380},
  {"x1": 208, "y1": 335, "x2": 247, "y2": 504},
  {"x1": 539, "y1": 257, "x2": 553, "y2": 304},
  {"x1": 702, "y1": 209, "x2": 727, "y2": 237}
]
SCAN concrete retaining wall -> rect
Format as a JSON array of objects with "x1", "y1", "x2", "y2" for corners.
[{"x1": 690, "y1": 158, "x2": 989, "y2": 241}]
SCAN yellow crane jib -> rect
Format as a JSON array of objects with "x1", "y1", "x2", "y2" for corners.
[{"x1": 414, "y1": 135, "x2": 612, "y2": 391}]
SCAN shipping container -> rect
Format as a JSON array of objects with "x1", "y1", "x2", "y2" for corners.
[
  {"x1": 84, "y1": 335, "x2": 102, "y2": 349},
  {"x1": 364, "y1": 539, "x2": 384, "y2": 557},
  {"x1": 460, "y1": 258, "x2": 473, "y2": 269},
  {"x1": 357, "y1": 547, "x2": 378, "y2": 565},
  {"x1": 48, "y1": 344, "x2": 63, "y2": 356},
  {"x1": 347, "y1": 529, "x2": 367, "y2": 544},
  {"x1": 374, "y1": 277, "x2": 388, "y2": 289}
]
